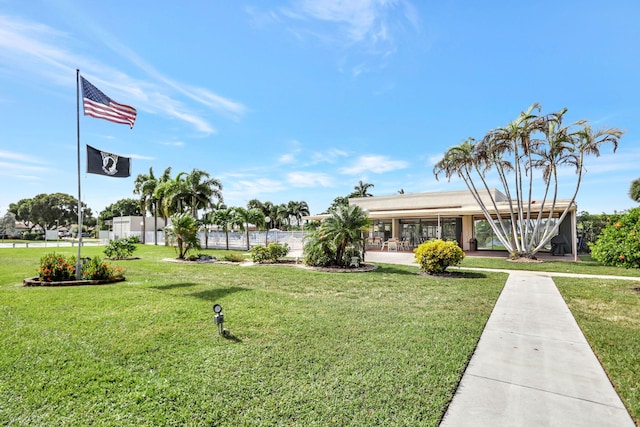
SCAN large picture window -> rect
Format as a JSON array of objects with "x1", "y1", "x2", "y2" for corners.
[{"x1": 473, "y1": 217, "x2": 558, "y2": 251}]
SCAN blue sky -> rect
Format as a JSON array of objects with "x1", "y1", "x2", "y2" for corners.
[{"x1": 1, "y1": 0, "x2": 639, "y2": 217}]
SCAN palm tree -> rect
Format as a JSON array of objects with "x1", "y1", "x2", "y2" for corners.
[
  {"x1": 133, "y1": 168, "x2": 157, "y2": 244},
  {"x1": 350, "y1": 180, "x2": 374, "y2": 198},
  {"x1": 212, "y1": 207, "x2": 235, "y2": 250},
  {"x1": 247, "y1": 199, "x2": 264, "y2": 211},
  {"x1": 165, "y1": 212, "x2": 200, "y2": 259},
  {"x1": 433, "y1": 104, "x2": 624, "y2": 259},
  {"x1": 318, "y1": 205, "x2": 370, "y2": 266},
  {"x1": 630, "y1": 178, "x2": 640, "y2": 203},
  {"x1": 294, "y1": 200, "x2": 310, "y2": 226},
  {"x1": 155, "y1": 173, "x2": 185, "y2": 218},
  {"x1": 286, "y1": 200, "x2": 310, "y2": 227},
  {"x1": 175, "y1": 169, "x2": 223, "y2": 219},
  {"x1": 154, "y1": 168, "x2": 185, "y2": 246},
  {"x1": 274, "y1": 203, "x2": 289, "y2": 230},
  {"x1": 233, "y1": 207, "x2": 265, "y2": 250},
  {"x1": 151, "y1": 167, "x2": 172, "y2": 245}
]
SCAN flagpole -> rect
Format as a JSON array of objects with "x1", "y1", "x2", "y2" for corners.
[{"x1": 76, "y1": 69, "x2": 83, "y2": 279}]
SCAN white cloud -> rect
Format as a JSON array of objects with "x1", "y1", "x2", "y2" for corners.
[
  {"x1": 231, "y1": 178, "x2": 286, "y2": 195},
  {"x1": 0, "y1": 13, "x2": 246, "y2": 135},
  {"x1": 159, "y1": 141, "x2": 185, "y2": 147},
  {"x1": 287, "y1": 171, "x2": 334, "y2": 187},
  {"x1": 265, "y1": 0, "x2": 421, "y2": 71},
  {"x1": 279, "y1": 153, "x2": 296, "y2": 164},
  {"x1": 0, "y1": 150, "x2": 48, "y2": 164},
  {"x1": 310, "y1": 148, "x2": 349, "y2": 164},
  {"x1": 339, "y1": 154, "x2": 409, "y2": 175},
  {"x1": 127, "y1": 153, "x2": 156, "y2": 161},
  {"x1": 0, "y1": 151, "x2": 51, "y2": 178},
  {"x1": 0, "y1": 161, "x2": 49, "y2": 174}
]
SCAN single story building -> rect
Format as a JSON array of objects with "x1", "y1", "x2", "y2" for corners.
[
  {"x1": 307, "y1": 188, "x2": 577, "y2": 259},
  {"x1": 112, "y1": 216, "x2": 166, "y2": 242}
]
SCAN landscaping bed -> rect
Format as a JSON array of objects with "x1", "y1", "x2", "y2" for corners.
[{"x1": 23, "y1": 277, "x2": 126, "y2": 286}]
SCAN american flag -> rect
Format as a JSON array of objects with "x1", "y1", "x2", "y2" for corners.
[{"x1": 81, "y1": 76, "x2": 137, "y2": 128}]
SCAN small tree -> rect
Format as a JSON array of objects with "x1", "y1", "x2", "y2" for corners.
[
  {"x1": 165, "y1": 213, "x2": 201, "y2": 259},
  {"x1": 0, "y1": 211, "x2": 16, "y2": 239},
  {"x1": 104, "y1": 238, "x2": 137, "y2": 260}
]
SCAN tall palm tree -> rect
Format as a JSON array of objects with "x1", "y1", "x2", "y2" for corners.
[
  {"x1": 233, "y1": 207, "x2": 265, "y2": 250},
  {"x1": 274, "y1": 203, "x2": 289, "y2": 230},
  {"x1": 287, "y1": 200, "x2": 310, "y2": 226},
  {"x1": 155, "y1": 174, "x2": 185, "y2": 218},
  {"x1": 153, "y1": 168, "x2": 183, "y2": 246},
  {"x1": 133, "y1": 168, "x2": 156, "y2": 244},
  {"x1": 350, "y1": 180, "x2": 374, "y2": 198},
  {"x1": 178, "y1": 169, "x2": 223, "y2": 219},
  {"x1": 433, "y1": 104, "x2": 624, "y2": 259},
  {"x1": 247, "y1": 199, "x2": 264, "y2": 211},
  {"x1": 150, "y1": 167, "x2": 172, "y2": 245},
  {"x1": 212, "y1": 207, "x2": 235, "y2": 250}
]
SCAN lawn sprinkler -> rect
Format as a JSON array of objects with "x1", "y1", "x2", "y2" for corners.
[{"x1": 213, "y1": 304, "x2": 228, "y2": 336}]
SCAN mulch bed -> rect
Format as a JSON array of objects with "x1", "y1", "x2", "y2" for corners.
[
  {"x1": 162, "y1": 257, "x2": 378, "y2": 273},
  {"x1": 23, "y1": 277, "x2": 126, "y2": 287}
]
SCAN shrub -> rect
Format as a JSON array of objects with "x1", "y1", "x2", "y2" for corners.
[
  {"x1": 104, "y1": 238, "x2": 137, "y2": 260},
  {"x1": 303, "y1": 233, "x2": 334, "y2": 267},
  {"x1": 250, "y1": 243, "x2": 290, "y2": 263},
  {"x1": 82, "y1": 256, "x2": 115, "y2": 280},
  {"x1": 343, "y1": 247, "x2": 362, "y2": 266},
  {"x1": 220, "y1": 252, "x2": 245, "y2": 262},
  {"x1": 590, "y1": 207, "x2": 640, "y2": 268},
  {"x1": 38, "y1": 252, "x2": 76, "y2": 282},
  {"x1": 414, "y1": 239, "x2": 465, "y2": 274},
  {"x1": 22, "y1": 232, "x2": 44, "y2": 241}
]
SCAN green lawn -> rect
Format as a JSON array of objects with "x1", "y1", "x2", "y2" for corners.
[
  {"x1": 2, "y1": 246, "x2": 639, "y2": 425},
  {"x1": 460, "y1": 254, "x2": 640, "y2": 277},
  {"x1": 0, "y1": 246, "x2": 505, "y2": 426},
  {"x1": 555, "y1": 276, "x2": 640, "y2": 424}
]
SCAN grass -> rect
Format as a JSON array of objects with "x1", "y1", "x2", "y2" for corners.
[
  {"x1": 555, "y1": 277, "x2": 640, "y2": 424},
  {"x1": 0, "y1": 245, "x2": 505, "y2": 426},
  {"x1": 460, "y1": 254, "x2": 640, "y2": 277}
]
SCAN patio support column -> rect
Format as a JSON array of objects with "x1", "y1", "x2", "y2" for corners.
[
  {"x1": 571, "y1": 206, "x2": 578, "y2": 261},
  {"x1": 392, "y1": 218, "x2": 400, "y2": 239}
]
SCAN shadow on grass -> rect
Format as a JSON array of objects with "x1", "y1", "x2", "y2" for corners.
[
  {"x1": 151, "y1": 282, "x2": 200, "y2": 291},
  {"x1": 151, "y1": 282, "x2": 249, "y2": 302},
  {"x1": 372, "y1": 265, "x2": 419, "y2": 276},
  {"x1": 188, "y1": 286, "x2": 248, "y2": 302},
  {"x1": 417, "y1": 270, "x2": 488, "y2": 279},
  {"x1": 219, "y1": 330, "x2": 243, "y2": 343}
]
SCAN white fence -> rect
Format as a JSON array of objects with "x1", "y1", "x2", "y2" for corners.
[{"x1": 134, "y1": 230, "x2": 306, "y2": 252}]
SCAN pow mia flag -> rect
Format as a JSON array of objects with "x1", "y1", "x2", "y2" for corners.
[{"x1": 86, "y1": 145, "x2": 131, "y2": 178}]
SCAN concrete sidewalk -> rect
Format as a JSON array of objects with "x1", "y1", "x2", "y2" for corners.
[
  {"x1": 440, "y1": 271, "x2": 635, "y2": 427},
  {"x1": 292, "y1": 249, "x2": 637, "y2": 425}
]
